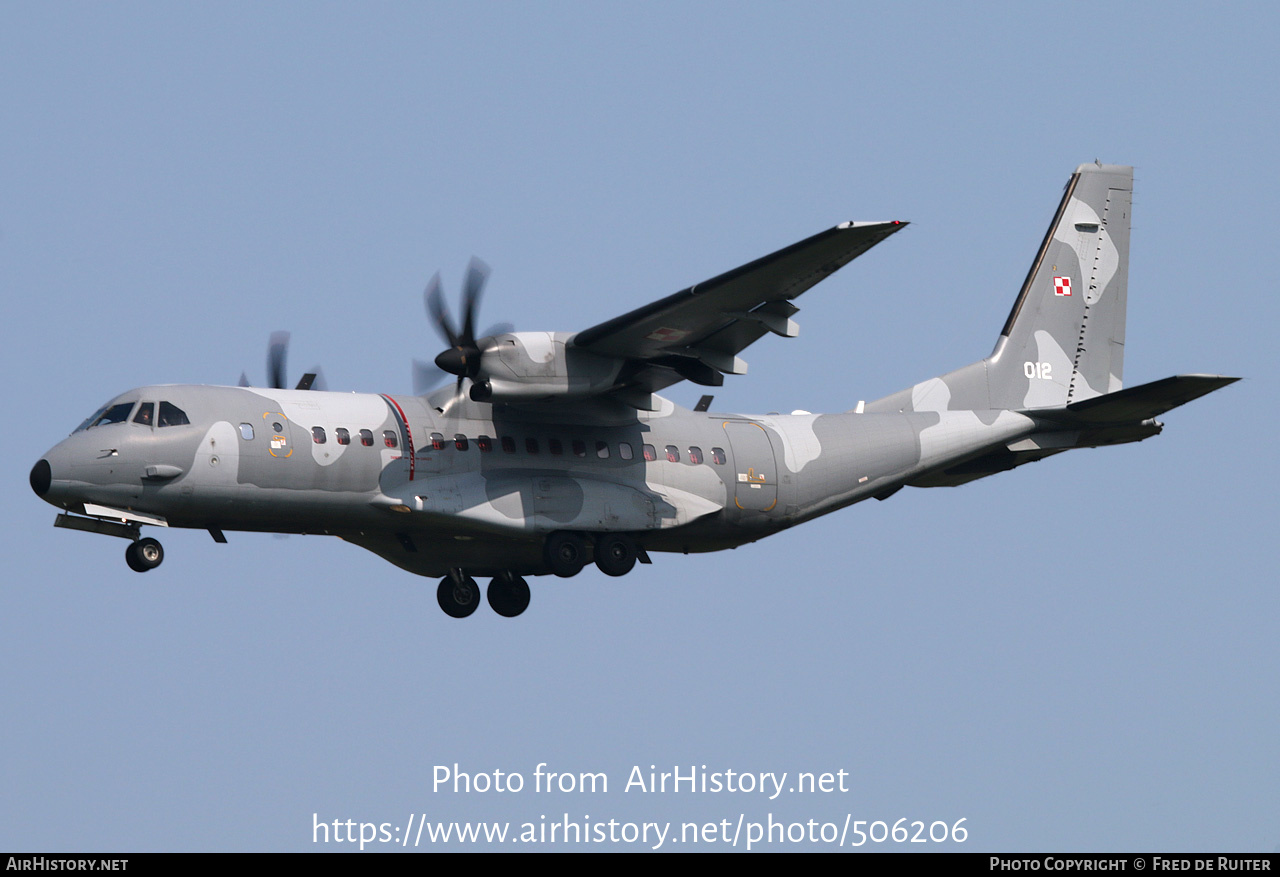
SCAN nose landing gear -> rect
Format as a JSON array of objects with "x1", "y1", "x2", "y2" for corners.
[{"x1": 124, "y1": 537, "x2": 164, "y2": 572}]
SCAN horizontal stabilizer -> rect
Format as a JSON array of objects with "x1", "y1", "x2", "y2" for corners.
[{"x1": 1052, "y1": 374, "x2": 1239, "y2": 424}]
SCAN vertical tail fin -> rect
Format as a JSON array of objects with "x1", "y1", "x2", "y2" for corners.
[
  {"x1": 988, "y1": 162, "x2": 1133, "y2": 409},
  {"x1": 865, "y1": 163, "x2": 1136, "y2": 416}
]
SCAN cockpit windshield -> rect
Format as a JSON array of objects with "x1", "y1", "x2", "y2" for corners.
[
  {"x1": 74, "y1": 398, "x2": 189, "y2": 432},
  {"x1": 74, "y1": 400, "x2": 136, "y2": 432}
]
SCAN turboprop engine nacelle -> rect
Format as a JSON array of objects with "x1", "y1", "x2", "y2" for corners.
[{"x1": 469, "y1": 331, "x2": 624, "y2": 402}]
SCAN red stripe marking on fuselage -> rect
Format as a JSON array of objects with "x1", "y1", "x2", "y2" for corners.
[{"x1": 380, "y1": 394, "x2": 416, "y2": 481}]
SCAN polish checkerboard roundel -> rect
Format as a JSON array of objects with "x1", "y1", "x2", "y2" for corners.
[{"x1": 1054, "y1": 276, "x2": 1072, "y2": 296}]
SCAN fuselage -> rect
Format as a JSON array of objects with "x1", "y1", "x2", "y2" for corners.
[
  {"x1": 28, "y1": 163, "x2": 1231, "y2": 617},
  {"x1": 31, "y1": 383, "x2": 1038, "y2": 578}
]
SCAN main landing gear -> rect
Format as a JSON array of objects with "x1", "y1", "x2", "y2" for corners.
[
  {"x1": 544, "y1": 531, "x2": 588, "y2": 577},
  {"x1": 436, "y1": 570, "x2": 531, "y2": 619},
  {"x1": 434, "y1": 532, "x2": 646, "y2": 619},
  {"x1": 544, "y1": 530, "x2": 641, "y2": 578},
  {"x1": 436, "y1": 571, "x2": 482, "y2": 618},
  {"x1": 124, "y1": 537, "x2": 164, "y2": 572},
  {"x1": 487, "y1": 572, "x2": 531, "y2": 618},
  {"x1": 593, "y1": 533, "x2": 638, "y2": 577}
]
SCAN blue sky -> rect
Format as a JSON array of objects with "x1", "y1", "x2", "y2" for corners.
[{"x1": 3, "y1": 2, "x2": 1276, "y2": 851}]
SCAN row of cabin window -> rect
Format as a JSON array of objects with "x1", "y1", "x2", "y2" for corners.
[
  {"x1": 307, "y1": 426, "x2": 399, "y2": 448},
  {"x1": 423, "y1": 432, "x2": 727, "y2": 466},
  {"x1": 297, "y1": 426, "x2": 728, "y2": 467},
  {"x1": 238, "y1": 423, "x2": 401, "y2": 449}
]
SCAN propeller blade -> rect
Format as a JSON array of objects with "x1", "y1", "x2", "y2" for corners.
[
  {"x1": 412, "y1": 359, "x2": 450, "y2": 395},
  {"x1": 437, "y1": 376, "x2": 467, "y2": 419},
  {"x1": 479, "y1": 321, "x2": 515, "y2": 341},
  {"x1": 460, "y1": 257, "x2": 490, "y2": 343},
  {"x1": 424, "y1": 273, "x2": 459, "y2": 348},
  {"x1": 422, "y1": 257, "x2": 508, "y2": 394},
  {"x1": 267, "y1": 331, "x2": 290, "y2": 390},
  {"x1": 242, "y1": 334, "x2": 323, "y2": 391}
]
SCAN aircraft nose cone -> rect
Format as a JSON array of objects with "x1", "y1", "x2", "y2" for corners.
[{"x1": 30, "y1": 459, "x2": 51, "y2": 497}]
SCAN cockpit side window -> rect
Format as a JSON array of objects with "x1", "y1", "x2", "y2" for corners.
[
  {"x1": 133, "y1": 402, "x2": 154, "y2": 426},
  {"x1": 75, "y1": 403, "x2": 111, "y2": 433},
  {"x1": 84, "y1": 402, "x2": 136, "y2": 430},
  {"x1": 157, "y1": 401, "x2": 190, "y2": 427}
]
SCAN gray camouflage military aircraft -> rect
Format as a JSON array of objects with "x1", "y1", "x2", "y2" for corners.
[{"x1": 30, "y1": 163, "x2": 1236, "y2": 618}]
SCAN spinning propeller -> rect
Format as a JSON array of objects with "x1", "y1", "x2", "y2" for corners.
[
  {"x1": 413, "y1": 257, "x2": 513, "y2": 401},
  {"x1": 238, "y1": 330, "x2": 325, "y2": 391}
]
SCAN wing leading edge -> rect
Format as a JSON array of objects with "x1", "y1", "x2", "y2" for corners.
[{"x1": 571, "y1": 220, "x2": 907, "y2": 396}]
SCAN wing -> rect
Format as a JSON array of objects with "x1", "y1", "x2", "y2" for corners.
[{"x1": 571, "y1": 220, "x2": 906, "y2": 396}]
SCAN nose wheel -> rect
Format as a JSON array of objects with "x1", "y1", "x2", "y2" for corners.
[{"x1": 124, "y1": 537, "x2": 164, "y2": 572}]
